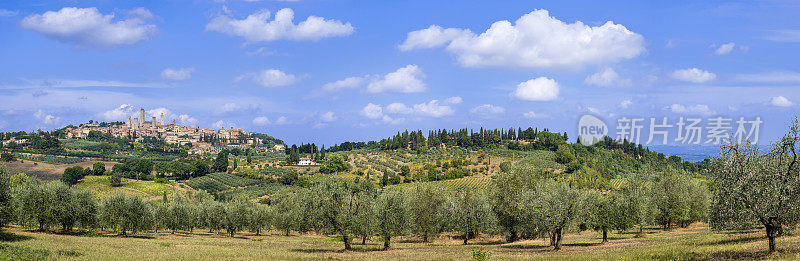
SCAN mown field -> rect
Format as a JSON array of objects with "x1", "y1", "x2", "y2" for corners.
[{"x1": 2, "y1": 224, "x2": 800, "y2": 260}]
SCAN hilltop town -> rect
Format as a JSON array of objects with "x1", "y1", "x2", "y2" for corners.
[{"x1": 1, "y1": 107, "x2": 285, "y2": 156}]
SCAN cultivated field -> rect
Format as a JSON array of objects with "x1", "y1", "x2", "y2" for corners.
[{"x1": 2, "y1": 224, "x2": 800, "y2": 260}]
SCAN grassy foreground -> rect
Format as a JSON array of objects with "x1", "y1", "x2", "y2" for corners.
[{"x1": 2, "y1": 224, "x2": 800, "y2": 260}]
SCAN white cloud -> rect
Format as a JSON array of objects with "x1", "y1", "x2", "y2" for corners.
[
  {"x1": 178, "y1": 114, "x2": 197, "y2": 125},
  {"x1": 398, "y1": 25, "x2": 472, "y2": 51},
  {"x1": 714, "y1": 42, "x2": 735, "y2": 55},
  {"x1": 366, "y1": 99, "x2": 457, "y2": 120},
  {"x1": 320, "y1": 111, "x2": 337, "y2": 122},
  {"x1": 360, "y1": 103, "x2": 383, "y2": 119},
  {"x1": 237, "y1": 69, "x2": 298, "y2": 87},
  {"x1": 733, "y1": 71, "x2": 800, "y2": 84},
  {"x1": 672, "y1": 68, "x2": 716, "y2": 83},
  {"x1": 668, "y1": 104, "x2": 715, "y2": 116},
  {"x1": 412, "y1": 100, "x2": 454, "y2": 117},
  {"x1": 399, "y1": 9, "x2": 645, "y2": 68},
  {"x1": 386, "y1": 103, "x2": 412, "y2": 114},
  {"x1": 99, "y1": 104, "x2": 134, "y2": 121},
  {"x1": 0, "y1": 9, "x2": 18, "y2": 17},
  {"x1": 20, "y1": 7, "x2": 157, "y2": 49},
  {"x1": 160, "y1": 68, "x2": 193, "y2": 81},
  {"x1": 366, "y1": 65, "x2": 426, "y2": 93},
  {"x1": 512, "y1": 77, "x2": 560, "y2": 101},
  {"x1": 444, "y1": 96, "x2": 463, "y2": 105},
  {"x1": 764, "y1": 30, "x2": 800, "y2": 42},
  {"x1": 212, "y1": 120, "x2": 237, "y2": 129},
  {"x1": 274, "y1": 116, "x2": 288, "y2": 125},
  {"x1": 322, "y1": 76, "x2": 366, "y2": 91},
  {"x1": 584, "y1": 68, "x2": 631, "y2": 87},
  {"x1": 523, "y1": 111, "x2": 547, "y2": 119},
  {"x1": 206, "y1": 8, "x2": 354, "y2": 43},
  {"x1": 381, "y1": 115, "x2": 405, "y2": 125},
  {"x1": 34, "y1": 110, "x2": 59, "y2": 125},
  {"x1": 0, "y1": 79, "x2": 168, "y2": 89},
  {"x1": 252, "y1": 116, "x2": 271, "y2": 126},
  {"x1": 771, "y1": 96, "x2": 793, "y2": 107},
  {"x1": 470, "y1": 104, "x2": 505, "y2": 117},
  {"x1": 619, "y1": 100, "x2": 633, "y2": 109}
]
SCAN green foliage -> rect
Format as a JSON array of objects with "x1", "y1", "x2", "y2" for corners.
[
  {"x1": 92, "y1": 162, "x2": 106, "y2": 176},
  {"x1": 108, "y1": 173, "x2": 123, "y2": 187},
  {"x1": 652, "y1": 172, "x2": 709, "y2": 229},
  {"x1": 99, "y1": 193, "x2": 153, "y2": 235},
  {"x1": 0, "y1": 167, "x2": 12, "y2": 229},
  {"x1": 711, "y1": 120, "x2": 800, "y2": 252},
  {"x1": 442, "y1": 190, "x2": 495, "y2": 245},
  {"x1": 408, "y1": 183, "x2": 446, "y2": 242},
  {"x1": 61, "y1": 166, "x2": 87, "y2": 185},
  {"x1": 213, "y1": 151, "x2": 229, "y2": 173},
  {"x1": 374, "y1": 189, "x2": 409, "y2": 250},
  {"x1": 319, "y1": 154, "x2": 352, "y2": 174},
  {"x1": 1, "y1": 153, "x2": 14, "y2": 162}
]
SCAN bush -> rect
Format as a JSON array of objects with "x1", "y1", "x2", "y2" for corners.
[
  {"x1": 1, "y1": 153, "x2": 14, "y2": 162},
  {"x1": 109, "y1": 173, "x2": 123, "y2": 187}
]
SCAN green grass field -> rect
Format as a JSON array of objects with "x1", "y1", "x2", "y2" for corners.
[{"x1": 2, "y1": 224, "x2": 800, "y2": 260}]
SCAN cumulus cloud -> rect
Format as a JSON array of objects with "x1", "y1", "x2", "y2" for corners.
[
  {"x1": 512, "y1": 77, "x2": 560, "y2": 101},
  {"x1": 523, "y1": 111, "x2": 547, "y2": 119},
  {"x1": 252, "y1": 116, "x2": 271, "y2": 126},
  {"x1": 470, "y1": 104, "x2": 505, "y2": 118},
  {"x1": 20, "y1": 7, "x2": 157, "y2": 49},
  {"x1": 399, "y1": 9, "x2": 645, "y2": 68},
  {"x1": 34, "y1": 110, "x2": 59, "y2": 125},
  {"x1": 672, "y1": 68, "x2": 716, "y2": 83},
  {"x1": 360, "y1": 103, "x2": 383, "y2": 119},
  {"x1": 668, "y1": 104, "x2": 715, "y2": 116},
  {"x1": 619, "y1": 100, "x2": 633, "y2": 109},
  {"x1": 366, "y1": 65, "x2": 426, "y2": 93},
  {"x1": 322, "y1": 76, "x2": 366, "y2": 91},
  {"x1": 771, "y1": 96, "x2": 793, "y2": 107},
  {"x1": 206, "y1": 8, "x2": 354, "y2": 43},
  {"x1": 714, "y1": 42, "x2": 735, "y2": 55},
  {"x1": 362, "y1": 99, "x2": 457, "y2": 121},
  {"x1": 386, "y1": 103, "x2": 412, "y2": 114},
  {"x1": 320, "y1": 111, "x2": 337, "y2": 122},
  {"x1": 160, "y1": 68, "x2": 193, "y2": 81},
  {"x1": 99, "y1": 104, "x2": 134, "y2": 121},
  {"x1": 412, "y1": 100, "x2": 454, "y2": 117},
  {"x1": 584, "y1": 68, "x2": 631, "y2": 87},
  {"x1": 237, "y1": 69, "x2": 298, "y2": 87}
]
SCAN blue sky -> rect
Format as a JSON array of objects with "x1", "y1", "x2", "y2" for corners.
[{"x1": 1, "y1": 0, "x2": 799, "y2": 146}]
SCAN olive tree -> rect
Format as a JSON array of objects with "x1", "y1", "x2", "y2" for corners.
[
  {"x1": 408, "y1": 183, "x2": 446, "y2": 242},
  {"x1": 374, "y1": 189, "x2": 410, "y2": 250},
  {"x1": 0, "y1": 167, "x2": 12, "y2": 229},
  {"x1": 585, "y1": 191, "x2": 615, "y2": 243},
  {"x1": 652, "y1": 172, "x2": 709, "y2": 229},
  {"x1": 517, "y1": 180, "x2": 584, "y2": 251},
  {"x1": 489, "y1": 166, "x2": 546, "y2": 242},
  {"x1": 305, "y1": 178, "x2": 373, "y2": 250},
  {"x1": 615, "y1": 177, "x2": 655, "y2": 236},
  {"x1": 271, "y1": 191, "x2": 302, "y2": 236},
  {"x1": 711, "y1": 121, "x2": 800, "y2": 253},
  {"x1": 442, "y1": 190, "x2": 495, "y2": 245},
  {"x1": 223, "y1": 198, "x2": 250, "y2": 237},
  {"x1": 13, "y1": 180, "x2": 53, "y2": 230},
  {"x1": 100, "y1": 193, "x2": 153, "y2": 235},
  {"x1": 249, "y1": 204, "x2": 272, "y2": 236}
]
